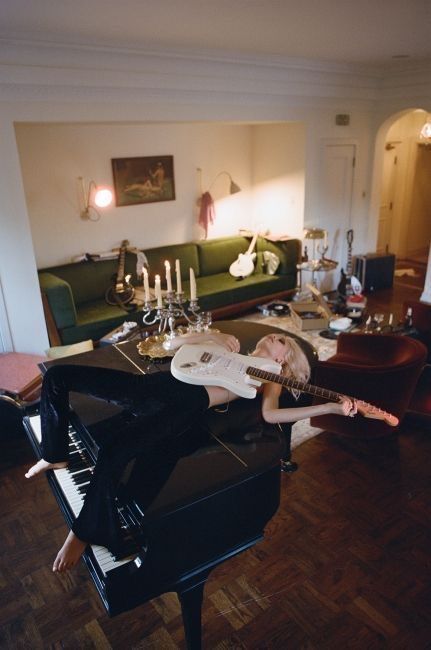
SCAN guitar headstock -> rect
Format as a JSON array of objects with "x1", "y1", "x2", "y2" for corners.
[{"x1": 357, "y1": 401, "x2": 399, "y2": 427}]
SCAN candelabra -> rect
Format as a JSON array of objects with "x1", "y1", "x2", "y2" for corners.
[
  {"x1": 137, "y1": 292, "x2": 212, "y2": 359},
  {"x1": 142, "y1": 291, "x2": 205, "y2": 332}
]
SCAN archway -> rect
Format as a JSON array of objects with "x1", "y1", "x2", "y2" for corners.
[{"x1": 373, "y1": 109, "x2": 431, "y2": 261}]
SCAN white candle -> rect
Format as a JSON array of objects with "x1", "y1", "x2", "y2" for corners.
[
  {"x1": 189, "y1": 267, "x2": 197, "y2": 301},
  {"x1": 175, "y1": 259, "x2": 182, "y2": 294},
  {"x1": 143, "y1": 267, "x2": 150, "y2": 302},
  {"x1": 164, "y1": 260, "x2": 172, "y2": 293},
  {"x1": 155, "y1": 274, "x2": 163, "y2": 308}
]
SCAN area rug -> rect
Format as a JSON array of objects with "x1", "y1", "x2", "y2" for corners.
[
  {"x1": 395, "y1": 258, "x2": 426, "y2": 289},
  {"x1": 239, "y1": 312, "x2": 338, "y2": 449}
]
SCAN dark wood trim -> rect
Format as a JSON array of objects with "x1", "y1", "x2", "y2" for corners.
[{"x1": 41, "y1": 291, "x2": 62, "y2": 346}]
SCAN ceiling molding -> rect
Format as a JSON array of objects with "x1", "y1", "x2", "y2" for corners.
[
  {"x1": 0, "y1": 36, "x2": 384, "y2": 78},
  {"x1": 0, "y1": 37, "x2": 430, "y2": 115}
]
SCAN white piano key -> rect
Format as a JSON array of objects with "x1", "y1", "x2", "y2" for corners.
[{"x1": 29, "y1": 414, "x2": 42, "y2": 443}]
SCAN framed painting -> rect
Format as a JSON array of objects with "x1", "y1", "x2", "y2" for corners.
[{"x1": 111, "y1": 155, "x2": 176, "y2": 206}]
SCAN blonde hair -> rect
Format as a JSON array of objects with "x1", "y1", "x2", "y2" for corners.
[
  {"x1": 280, "y1": 336, "x2": 310, "y2": 383},
  {"x1": 251, "y1": 334, "x2": 311, "y2": 400}
]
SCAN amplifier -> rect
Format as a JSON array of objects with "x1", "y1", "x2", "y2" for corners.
[{"x1": 353, "y1": 253, "x2": 395, "y2": 292}]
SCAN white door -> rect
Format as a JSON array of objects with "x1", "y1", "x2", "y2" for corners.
[
  {"x1": 378, "y1": 145, "x2": 398, "y2": 254},
  {"x1": 317, "y1": 143, "x2": 356, "y2": 292}
]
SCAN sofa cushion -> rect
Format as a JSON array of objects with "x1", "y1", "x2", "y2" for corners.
[
  {"x1": 186, "y1": 272, "x2": 294, "y2": 311},
  {"x1": 197, "y1": 237, "x2": 252, "y2": 276},
  {"x1": 256, "y1": 237, "x2": 300, "y2": 275},
  {"x1": 60, "y1": 299, "x2": 140, "y2": 345},
  {"x1": 144, "y1": 243, "x2": 199, "y2": 279},
  {"x1": 40, "y1": 253, "x2": 139, "y2": 306}
]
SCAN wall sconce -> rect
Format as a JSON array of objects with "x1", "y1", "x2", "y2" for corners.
[
  {"x1": 79, "y1": 176, "x2": 114, "y2": 221},
  {"x1": 419, "y1": 115, "x2": 431, "y2": 147},
  {"x1": 208, "y1": 170, "x2": 241, "y2": 195},
  {"x1": 197, "y1": 167, "x2": 241, "y2": 197}
]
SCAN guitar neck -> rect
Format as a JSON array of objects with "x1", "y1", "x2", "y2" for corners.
[
  {"x1": 116, "y1": 243, "x2": 128, "y2": 283},
  {"x1": 346, "y1": 249, "x2": 353, "y2": 278},
  {"x1": 247, "y1": 366, "x2": 343, "y2": 403},
  {"x1": 346, "y1": 229, "x2": 354, "y2": 277},
  {"x1": 246, "y1": 232, "x2": 259, "y2": 255}
]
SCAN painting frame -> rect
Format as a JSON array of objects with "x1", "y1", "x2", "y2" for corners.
[{"x1": 111, "y1": 155, "x2": 176, "y2": 207}]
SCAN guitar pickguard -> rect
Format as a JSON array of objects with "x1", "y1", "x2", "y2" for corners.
[{"x1": 171, "y1": 344, "x2": 281, "y2": 399}]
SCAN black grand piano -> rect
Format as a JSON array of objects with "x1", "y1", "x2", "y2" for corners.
[{"x1": 23, "y1": 321, "x2": 315, "y2": 649}]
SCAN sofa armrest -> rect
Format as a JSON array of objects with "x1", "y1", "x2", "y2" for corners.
[{"x1": 38, "y1": 272, "x2": 77, "y2": 329}]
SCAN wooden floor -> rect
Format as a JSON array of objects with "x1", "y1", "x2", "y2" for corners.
[{"x1": 1, "y1": 273, "x2": 430, "y2": 649}]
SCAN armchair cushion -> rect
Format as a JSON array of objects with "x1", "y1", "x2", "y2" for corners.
[{"x1": 310, "y1": 333, "x2": 427, "y2": 438}]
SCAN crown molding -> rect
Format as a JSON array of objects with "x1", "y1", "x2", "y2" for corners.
[
  {"x1": 0, "y1": 36, "x2": 384, "y2": 78},
  {"x1": 1, "y1": 36, "x2": 430, "y2": 111}
]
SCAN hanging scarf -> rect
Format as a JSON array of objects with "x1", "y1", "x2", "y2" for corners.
[{"x1": 198, "y1": 191, "x2": 215, "y2": 238}]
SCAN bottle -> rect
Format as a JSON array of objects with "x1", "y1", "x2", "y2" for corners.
[{"x1": 404, "y1": 307, "x2": 413, "y2": 328}]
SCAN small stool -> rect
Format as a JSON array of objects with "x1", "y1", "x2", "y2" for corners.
[{"x1": 0, "y1": 352, "x2": 46, "y2": 436}]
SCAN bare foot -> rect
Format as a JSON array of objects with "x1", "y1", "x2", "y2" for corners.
[
  {"x1": 52, "y1": 530, "x2": 87, "y2": 573},
  {"x1": 25, "y1": 458, "x2": 68, "y2": 479}
]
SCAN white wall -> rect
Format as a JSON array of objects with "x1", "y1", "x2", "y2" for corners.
[
  {"x1": 251, "y1": 123, "x2": 305, "y2": 239},
  {"x1": 16, "y1": 122, "x2": 257, "y2": 267},
  {"x1": 0, "y1": 113, "x2": 49, "y2": 353}
]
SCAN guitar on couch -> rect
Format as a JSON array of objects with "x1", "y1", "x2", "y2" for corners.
[
  {"x1": 105, "y1": 239, "x2": 135, "y2": 307},
  {"x1": 229, "y1": 231, "x2": 259, "y2": 279}
]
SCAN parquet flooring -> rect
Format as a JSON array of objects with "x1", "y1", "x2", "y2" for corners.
[{"x1": 1, "y1": 277, "x2": 430, "y2": 649}]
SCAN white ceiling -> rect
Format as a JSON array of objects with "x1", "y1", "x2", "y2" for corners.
[{"x1": 1, "y1": 0, "x2": 430, "y2": 67}]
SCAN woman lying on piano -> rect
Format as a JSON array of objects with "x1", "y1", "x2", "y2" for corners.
[{"x1": 25, "y1": 329, "x2": 357, "y2": 573}]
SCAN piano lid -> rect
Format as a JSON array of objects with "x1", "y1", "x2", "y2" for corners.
[{"x1": 116, "y1": 418, "x2": 284, "y2": 523}]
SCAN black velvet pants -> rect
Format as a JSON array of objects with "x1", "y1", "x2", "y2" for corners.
[{"x1": 40, "y1": 365, "x2": 209, "y2": 553}]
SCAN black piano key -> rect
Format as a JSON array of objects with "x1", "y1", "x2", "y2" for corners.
[{"x1": 72, "y1": 472, "x2": 93, "y2": 486}]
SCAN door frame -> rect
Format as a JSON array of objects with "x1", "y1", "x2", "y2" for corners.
[{"x1": 316, "y1": 138, "x2": 358, "y2": 291}]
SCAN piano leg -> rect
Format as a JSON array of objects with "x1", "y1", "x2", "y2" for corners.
[{"x1": 178, "y1": 581, "x2": 205, "y2": 650}]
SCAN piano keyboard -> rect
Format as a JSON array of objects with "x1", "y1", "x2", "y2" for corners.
[{"x1": 27, "y1": 415, "x2": 137, "y2": 576}]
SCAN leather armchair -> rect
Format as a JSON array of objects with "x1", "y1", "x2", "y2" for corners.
[
  {"x1": 310, "y1": 333, "x2": 427, "y2": 438},
  {"x1": 402, "y1": 299, "x2": 431, "y2": 362}
]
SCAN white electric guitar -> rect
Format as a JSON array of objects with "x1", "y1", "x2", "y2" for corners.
[
  {"x1": 171, "y1": 343, "x2": 399, "y2": 426},
  {"x1": 229, "y1": 232, "x2": 259, "y2": 278}
]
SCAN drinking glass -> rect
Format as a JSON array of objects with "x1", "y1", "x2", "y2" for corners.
[
  {"x1": 373, "y1": 313, "x2": 384, "y2": 332},
  {"x1": 198, "y1": 311, "x2": 212, "y2": 331}
]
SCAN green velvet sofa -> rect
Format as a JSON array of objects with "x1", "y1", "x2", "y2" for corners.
[{"x1": 38, "y1": 235, "x2": 300, "y2": 345}]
